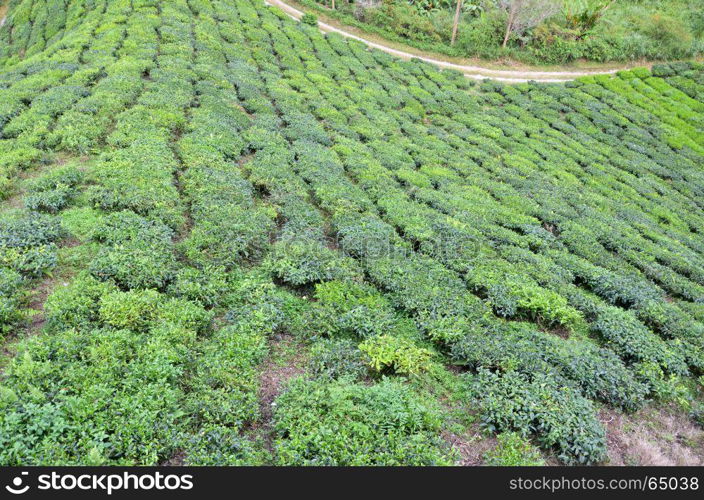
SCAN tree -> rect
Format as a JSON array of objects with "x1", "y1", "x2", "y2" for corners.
[
  {"x1": 451, "y1": 0, "x2": 464, "y2": 46},
  {"x1": 498, "y1": 0, "x2": 561, "y2": 48}
]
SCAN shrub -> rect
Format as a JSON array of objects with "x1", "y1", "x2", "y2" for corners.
[
  {"x1": 48, "y1": 111, "x2": 109, "y2": 154},
  {"x1": 591, "y1": 306, "x2": 689, "y2": 375},
  {"x1": 450, "y1": 322, "x2": 647, "y2": 412},
  {"x1": 310, "y1": 280, "x2": 412, "y2": 339},
  {"x1": 180, "y1": 204, "x2": 275, "y2": 269},
  {"x1": 0, "y1": 213, "x2": 64, "y2": 249},
  {"x1": 301, "y1": 13, "x2": 318, "y2": 26},
  {"x1": 466, "y1": 262, "x2": 583, "y2": 331},
  {"x1": 475, "y1": 369, "x2": 607, "y2": 465},
  {"x1": 359, "y1": 334, "x2": 433, "y2": 376},
  {"x1": 309, "y1": 338, "x2": 369, "y2": 381},
  {"x1": 0, "y1": 213, "x2": 63, "y2": 277},
  {"x1": 266, "y1": 239, "x2": 362, "y2": 286},
  {"x1": 98, "y1": 289, "x2": 163, "y2": 331},
  {"x1": 89, "y1": 211, "x2": 178, "y2": 290},
  {"x1": 59, "y1": 207, "x2": 104, "y2": 242},
  {"x1": 635, "y1": 13, "x2": 695, "y2": 60},
  {"x1": 483, "y1": 432, "x2": 545, "y2": 466},
  {"x1": 0, "y1": 245, "x2": 58, "y2": 278},
  {"x1": 24, "y1": 165, "x2": 84, "y2": 213},
  {"x1": 273, "y1": 377, "x2": 454, "y2": 465},
  {"x1": 24, "y1": 188, "x2": 74, "y2": 214},
  {"x1": 88, "y1": 140, "x2": 183, "y2": 229},
  {"x1": 457, "y1": 11, "x2": 505, "y2": 59},
  {"x1": 633, "y1": 362, "x2": 693, "y2": 409},
  {"x1": 186, "y1": 321, "x2": 269, "y2": 430},
  {"x1": 167, "y1": 266, "x2": 236, "y2": 308},
  {"x1": 44, "y1": 272, "x2": 117, "y2": 332},
  {"x1": 0, "y1": 267, "x2": 25, "y2": 336},
  {"x1": 0, "y1": 322, "x2": 195, "y2": 465},
  {"x1": 156, "y1": 297, "x2": 213, "y2": 333},
  {"x1": 184, "y1": 425, "x2": 268, "y2": 466}
]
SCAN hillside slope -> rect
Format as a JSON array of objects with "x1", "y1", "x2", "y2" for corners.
[{"x1": 0, "y1": 0, "x2": 703, "y2": 466}]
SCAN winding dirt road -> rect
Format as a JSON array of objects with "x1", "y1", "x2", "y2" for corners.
[{"x1": 266, "y1": 0, "x2": 637, "y2": 83}]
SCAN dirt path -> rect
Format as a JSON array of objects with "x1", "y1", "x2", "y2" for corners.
[
  {"x1": 266, "y1": 0, "x2": 646, "y2": 83},
  {"x1": 255, "y1": 334, "x2": 309, "y2": 453}
]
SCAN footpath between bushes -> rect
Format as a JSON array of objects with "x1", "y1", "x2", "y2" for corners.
[{"x1": 266, "y1": 0, "x2": 649, "y2": 83}]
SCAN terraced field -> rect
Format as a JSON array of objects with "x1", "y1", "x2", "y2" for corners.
[{"x1": 0, "y1": 0, "x2": 703, "y2": 466}]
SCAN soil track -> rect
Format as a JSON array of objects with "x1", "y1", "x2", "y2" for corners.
[{"x1": 266, "y1": 0, "x2": 649, "y2": 83}]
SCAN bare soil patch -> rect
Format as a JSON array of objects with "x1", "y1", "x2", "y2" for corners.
[
  {"x1": 601, "y1": 405, "x2": 704, "y2": 465},
  {"x1": 443, "y1": 426, "x2": 497, "y2": 466},
  {"x1": 255, "y1": 333, "x2": 309, "y2": 451}
]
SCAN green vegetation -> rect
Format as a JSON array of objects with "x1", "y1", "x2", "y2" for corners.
[
  {"x1": 0, "y1": 0, "x2": 703, "y2": 466},
  {"x1": 272, "y1": 377, "x2": 454, "y2": 465},
  {"x1": 484, "y1": 432, "x2": 545, "y2": 466},
  {"x1": 300, "y1": 0, "x2": 704, "y2": 64}
]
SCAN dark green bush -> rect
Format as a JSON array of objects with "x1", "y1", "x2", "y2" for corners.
[
  {"x1": 0, "y1": 213, "x2": 63, "y2": 277},
  {"x1": 184, "y1": 425, "x2": 268, "y2": 466},
  {"x1": 475, "y1": 369, "x2": 607, "y2": 465},
  {"x1": 483, "y1": 432, "x2": 545, "y2": 466},
  {"x1": 44, "y1": 272, "x2": 116, "y2": 332},
  {"x1": 310, "y1": 280, "x2": 415, "y2": 339},
  {"x1": 301, "y1": 13, "x2": 318, "y2": 27},
  {"x1": 24, "y1": 165, "x2": 84, "y2": 213},
  {"x1": 591, "y1": 305, "x2": 689, "y2": 375},
  {"x1": 89, "y1": 211, "x2": 178, "y2": 290},
  {"x1": 0, "y1": 267, "x2": 25, "y2": 336},
  {"x1": 185, "y1": 320, "x2": 269, "y2": 431},
  {"x1": 266, "y1": 239, "x2": 363, "y2": 286},
  {"x1": 0, "y1": 323, "x2": 194, "y2": 465},
  {"x1": 167, "y1": 265, "x2": 237, "y2": 308},
  {"x1": 88, "y1": 140, "x2": 183, "y2": 229},
  {"x1": 309, "y1": 338, "x2": 369, "y2": 381},
  {"x1": 273, "y1": 377, "x2": 454, "y2": 465},
  {"x1": 457, "y1": 10, "x2": 506, "y2": 60},
  {"x1": 180, "y1": 204, "x2": 275, "y2": 269},
  {"x1": 450, "y1": 321, "x2": 647, "y2": 412}
]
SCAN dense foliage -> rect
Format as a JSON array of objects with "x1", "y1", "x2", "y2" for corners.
[
  {"x1": 0, "y1": 0, "x2": 703, "y2": 466},
  {"x1": 300, "y1": 0, "x2": 704, "y2": 64}
]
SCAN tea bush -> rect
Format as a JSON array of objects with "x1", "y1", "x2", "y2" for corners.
[
  {"x1": 184, "y1": 425, "x2": 268, "y2": 466},
  {"x1": 476, "y1": 369, "x2": 607, "y2": 465},
  {"x1": 359, "y1": 334, "x2": 433, "y2": 376},
  {"x1": 273, "y1": 377, "x2": 454, "y2": 465},
  {"x1": 89, "y1": 211, "x2": 178, "y2": 290},
  {"x1": 0, "y1": 0, "x2": 702, "y2": 467},
  {"x1": 309, "y1": 280, "x2": 410, "y2": 339},
  {"x1": 24, "y1": 165, "x2": 84, "y2": 213},
  {"x1": 309, "y1": 338, "x2": 369, "y2": 381},
  {"x1": 483, "y1": 432, "x2": 545, "y2": 466},
  {"x1": 0, "y1": 213, "x2": 62, "y2": 281}
]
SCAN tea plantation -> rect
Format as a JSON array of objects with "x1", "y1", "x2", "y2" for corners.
[{"x1": 0, "y1": 0, "x2": 703, "y2": 466}]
